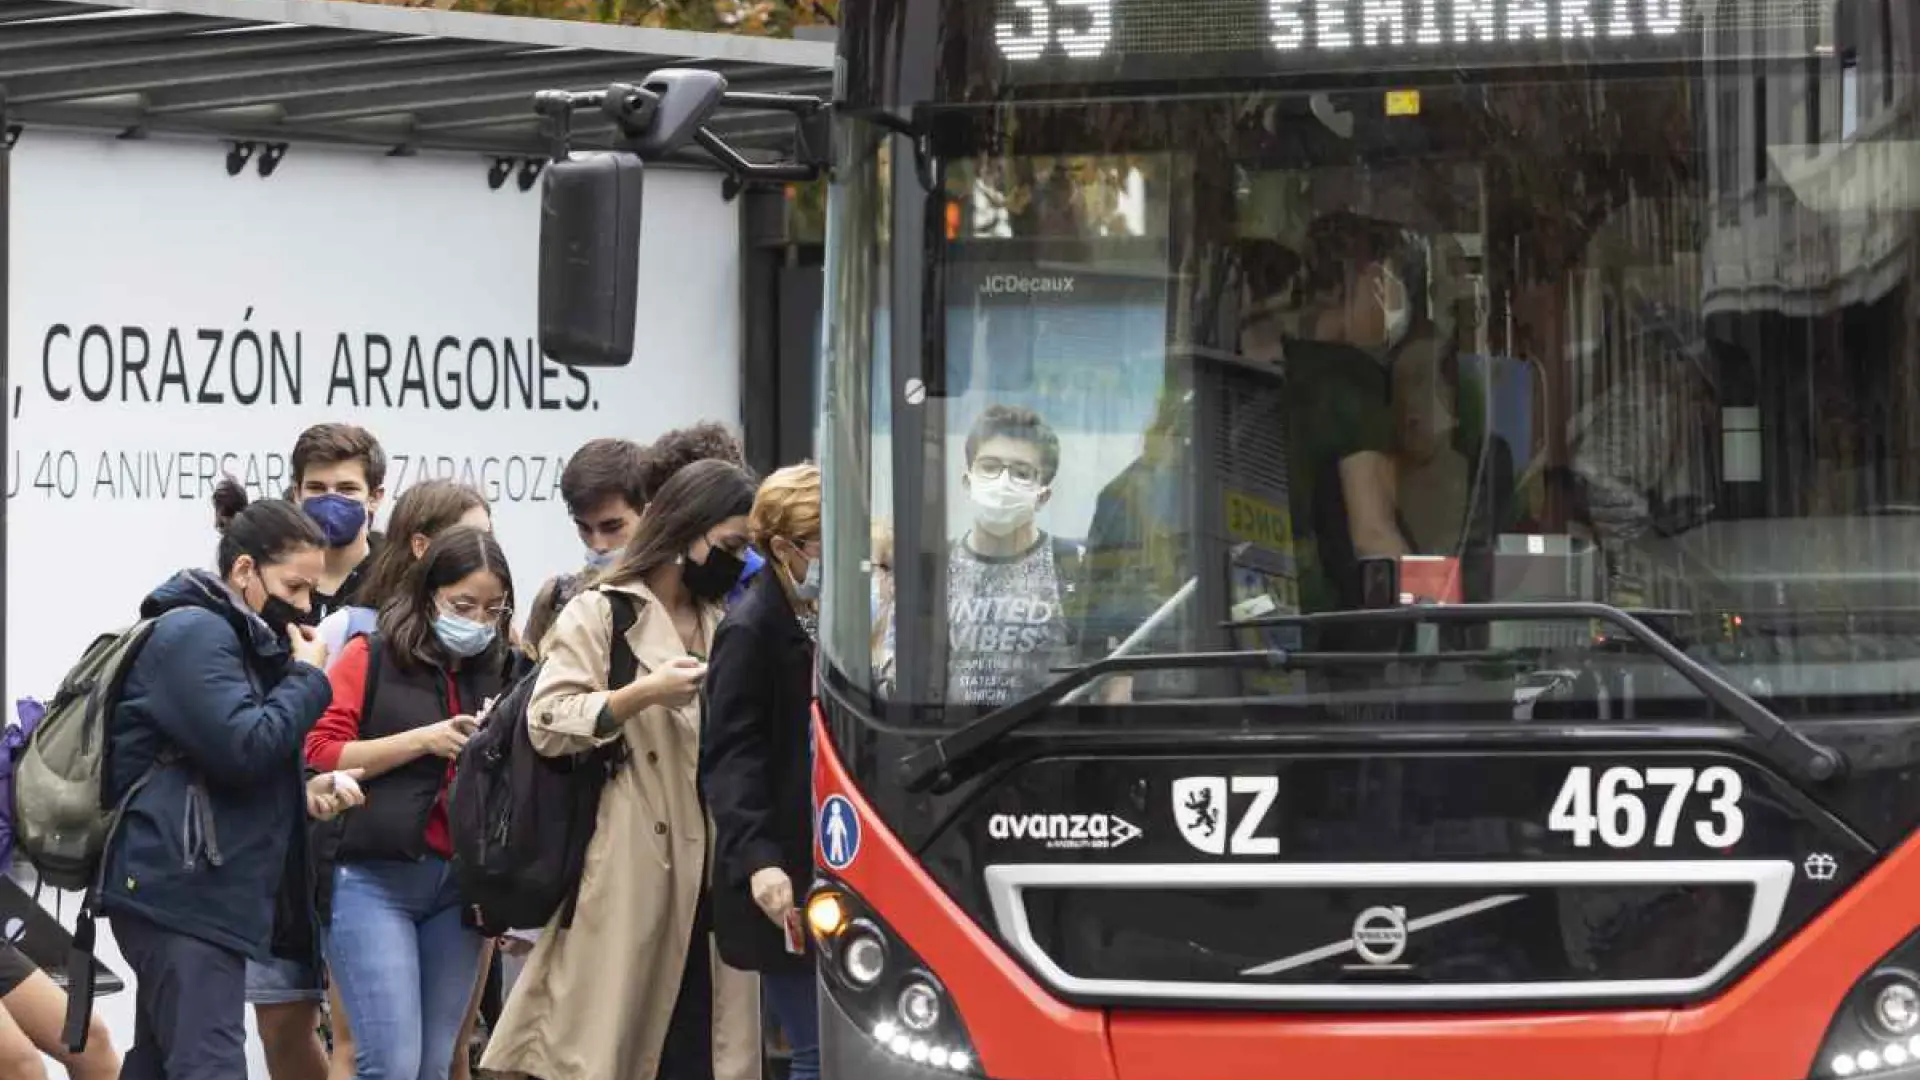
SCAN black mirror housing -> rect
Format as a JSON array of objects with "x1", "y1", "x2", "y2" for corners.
[
  {"x1": 538, "y1": 151, "x2": 645, "y2": 368},
  {"x1": 626, "y1": 69, "x2": 727, "y2": 157}
]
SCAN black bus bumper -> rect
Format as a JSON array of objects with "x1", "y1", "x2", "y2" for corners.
[{"x1": 818, "y1": 972, "x2": 985, "y2": 1080}]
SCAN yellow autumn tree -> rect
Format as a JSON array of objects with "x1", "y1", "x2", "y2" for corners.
[{"x1": 358, "y1": 0, "x2": 836, "y2": 34}]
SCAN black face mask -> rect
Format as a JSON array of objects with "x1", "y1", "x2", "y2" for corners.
[
  {"x1": 257, "y1": 594, "x2": 307, "y2": 639},
  {"x1": 683, "y1": 546, "x2": 745, "y2": 603}
]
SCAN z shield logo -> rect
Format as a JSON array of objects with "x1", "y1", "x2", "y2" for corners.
[
  {"x1": 1173, "y1": 777, "x2": 1227, "y2": 854},
  {"x1": 1173, "y1": 775, "x2": 1281, "y2": 856}
]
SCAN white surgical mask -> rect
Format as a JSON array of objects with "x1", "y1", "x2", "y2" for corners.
[
  {"x1": 969, "y1": 474, "x2": 1039, "y2": 537},
  {"x1": 795, "y1": 558, "x2": 823, "y2": 602},
  {"x1": 584, "y1": 548, "x2": 616, "y2": 571},
  {"x1": 1375, "y1": 265, "x2": 1411, "y2": 351},
  {"x1": 1430, "y1": 393, "x2": 1458, "y2": 436}
]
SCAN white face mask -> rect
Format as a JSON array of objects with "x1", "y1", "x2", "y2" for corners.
[
  {"x1": 969, "y1": 473, "x2": 1040, "y2": 537},
  {"x1": 1374, "y1": 265, "x2": 1412, "y2": 351},
  {"x1": 1430, "y1": 392, "x2": 1457, "y2": 436}
]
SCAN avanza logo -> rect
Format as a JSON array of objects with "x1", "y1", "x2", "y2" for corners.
[
  {"x1": 987, "y1": 812, "x2": 1142, "y2": 851},
  {"x1": 978, "y1": 273, "x2": 1077, "y2": 297}
]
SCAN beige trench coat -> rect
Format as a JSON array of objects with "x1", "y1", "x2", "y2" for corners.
[{"x1": 480, "y1": 581, "x2": 762, "y2": 1080}]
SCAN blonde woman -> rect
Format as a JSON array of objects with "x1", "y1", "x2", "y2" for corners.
[{"x1": 701, "y1": 464, "x2": 823, "y2": 1080}]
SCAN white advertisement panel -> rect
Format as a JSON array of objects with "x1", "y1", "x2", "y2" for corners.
[
  {"x1": 8, "y1": 130, "x2": 741, "y2": 701},
  {"x1": 6, "y1": 130, "x2": 741, "y2": 1068}
]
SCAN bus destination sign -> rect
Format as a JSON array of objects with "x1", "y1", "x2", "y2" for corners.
[{"x1": 985, "y1": 0, "x2": 1778, "y2": 77}]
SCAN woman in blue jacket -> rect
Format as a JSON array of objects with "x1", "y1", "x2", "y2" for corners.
[{"x1": 102, "y1": 491, "x2": 361, "y2": 1080}]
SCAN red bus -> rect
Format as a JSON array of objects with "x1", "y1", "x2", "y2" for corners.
[{"x1": 538, "y1": 1, "x2": 1920, "y2": 1077}]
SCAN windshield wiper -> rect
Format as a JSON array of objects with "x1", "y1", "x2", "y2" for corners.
[
  {"x1": 898, "y1": 646, "x2": 1532, "y2": 795},
  {"x1": 1231, "y1": 601, "x2": 1847, "y2": 785},
  {"x1": 898, "y1": 650, "x2": 1289, "y2": 794}
]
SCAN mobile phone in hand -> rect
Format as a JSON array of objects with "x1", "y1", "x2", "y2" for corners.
[{"x1": 783, "y1": 909, "x2": 806, "y2": 955}]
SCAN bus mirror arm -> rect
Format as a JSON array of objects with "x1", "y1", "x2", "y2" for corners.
[
  {"x1": 693, "y1": 128, "x2": 823, "y2": 188},
  {"x1": 897, "y1": 650, "x2": 1291, "y2": 796},
  {"x1": 1230, "y1": 602, "x2": 1848, "y2": 786},
  {"x1": 536, "y1": 72, "x2": 720, "y2": 157},
  {"x1": 535, "y1": 78, "x2": 828, "y2": 194}
]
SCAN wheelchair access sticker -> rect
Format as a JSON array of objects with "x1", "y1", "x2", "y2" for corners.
[{"x1": 820, "y1": 794, "x2": 861, "y2": 870}]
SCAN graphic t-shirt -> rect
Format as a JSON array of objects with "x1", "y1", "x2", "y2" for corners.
[{"x1": 947, "y1": 534, "x2": 1073, "y2": 706}]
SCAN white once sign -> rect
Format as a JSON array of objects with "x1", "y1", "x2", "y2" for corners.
[{"x1": 7, "y1": 130, "x2": 743, "y2": 701}]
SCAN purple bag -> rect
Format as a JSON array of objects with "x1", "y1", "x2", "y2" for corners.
[{"x1": 0, "y1": 700, "x2": 47, "y2": 869}]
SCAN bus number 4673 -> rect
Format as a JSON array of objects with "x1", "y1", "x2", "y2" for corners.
[{"x1": 1547, "y1": 765, "x2": 1745, "y2": 849}]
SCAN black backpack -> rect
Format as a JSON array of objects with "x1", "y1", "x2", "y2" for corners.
[{"x1": 448, "y1": 591, "x2": 637, "y2": 936}]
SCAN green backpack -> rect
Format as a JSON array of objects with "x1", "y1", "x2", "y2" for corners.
[{"x1": 14, "y1": 617, "x2": 170, "y2": 893}]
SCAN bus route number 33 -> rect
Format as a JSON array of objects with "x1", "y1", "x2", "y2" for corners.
[{"x1": 1547, "y1": 765, "x2": 1744, "y2": 849}]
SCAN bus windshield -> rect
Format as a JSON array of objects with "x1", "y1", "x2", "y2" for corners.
[{"x1": 815, "y1": 0, "x2": 1920, "y2": 721}]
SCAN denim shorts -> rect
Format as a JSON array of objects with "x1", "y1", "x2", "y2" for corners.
[{"x1": 244, "y1": 955, "x2": 324, "y2": 1005}]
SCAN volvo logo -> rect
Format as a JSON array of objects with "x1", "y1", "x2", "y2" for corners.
[
  {"x1": 1239, "y1": 894, "x2": 1525, "y2": 978},
  {"x1": 1350, "y1": 906, "x2": 1409, "y2": 967}
]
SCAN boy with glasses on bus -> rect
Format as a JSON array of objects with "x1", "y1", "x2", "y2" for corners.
[{"x1": 947, "y1": 405, "x2": 1084, "y2": 706}]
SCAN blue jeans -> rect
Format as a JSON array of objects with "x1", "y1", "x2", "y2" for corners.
[
  {"x1": 763, "y1": 970, "x2": 820, "y2": 1080},
  {"x1": 327, "y1": 858, "x2": 483, "y2": 1080},
  {"x1": 244, "y1": 955, "x2": 324, "y2": 1005}
]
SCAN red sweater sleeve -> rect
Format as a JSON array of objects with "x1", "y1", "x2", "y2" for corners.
[{"x1": 306, "y1": 636, "x2": 370, "y2": 772}]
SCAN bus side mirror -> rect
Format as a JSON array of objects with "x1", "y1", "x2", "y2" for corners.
[{"x1": 538, "y1": 152, "x2": 645, "y2": 368}]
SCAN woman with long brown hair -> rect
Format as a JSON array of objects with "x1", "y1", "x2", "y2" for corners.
[
  {"x1": 306, "y1": 478, "x2": 493, "y2": 1080},
  {"x1": 482, "y1": 458, "x2": 762, "y2": 1080},
  {"x1": 306, "y1": 526, "x2": 518, "y2": 1080}
]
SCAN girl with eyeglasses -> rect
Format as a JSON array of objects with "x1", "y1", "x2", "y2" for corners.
[
  {"x1": 306, "y1": 479, "x2": 500, "y2": 1080},
  {"x1": 305, "y1": 525, "x2": 519, "y2": 1080}
]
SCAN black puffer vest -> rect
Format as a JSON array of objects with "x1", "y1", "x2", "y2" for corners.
[{"x1": 333, "y1": 635, "x2": 504, "y2": 864}]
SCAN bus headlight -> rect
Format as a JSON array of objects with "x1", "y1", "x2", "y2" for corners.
[
  {"x1": 843, "y1": 927, "x2": 888, "y2": 987},
  {"x1": 809, "y1": 880, "x2": 979, "y2": 1074},
  {"x1": 898, "y1": 979, "x2": 942, "y2": 1031},
  {"x1": 1875, "y1": 980, "x2": 1920, "y2": 1037},
  {"x1": 1810, "y1": 930, "x2": 1920, "y2": 1077}
]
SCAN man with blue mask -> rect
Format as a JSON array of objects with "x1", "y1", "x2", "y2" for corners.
[{"x1": 290, "y1": 422, "x2": 387, "y2": 627}]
